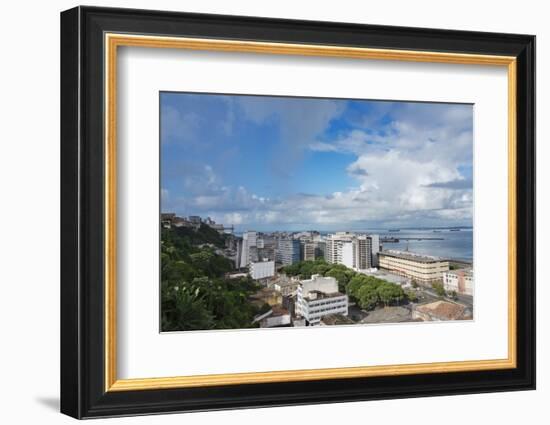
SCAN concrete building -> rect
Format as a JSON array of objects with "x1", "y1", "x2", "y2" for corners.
[
  {"x1": 276, "y1": 238, "x2": 300, "y2": 266},
  {"x1": 357, "y1": 268, "x2": 409, "y2": 285},
  {"x1": 412, "y1": 300, "x2": 468, "y2": 321},
  {"x1": 250, "y1": 288, "x2": 282, "y2": 308},
  {"x1": 257, "y1": 236, "x2": 276, "y2": 261},
  {"x1": 203, "y1": 217, "x2": 225, "y2": 234},
  {"x1": 250, "y1": 260, "x2": 275, "y2": 280},
  {"x1": 370, "y1": 234, "x2": 380, "y2": 267},
  {"x1": 238, "y1": 231, "x2": 258, "y2": 268},
  {"x1": 354, "y1": 235, "x2": 372, "y2": 270},
  {"x1": 315, "y1": 240, "x2": 327, "y2": 259},
  {"x1": 443, "y1": 269, "x2": 473, "y2": 296},
  {"x1": 296, "y1": 275, "x2": 348, "y2": 325},
  {"x1": 301, "y1": 241, "x2": 316, "y2": 261},
  {"x1": 188, "y1": 215, "x2": 202, "y2": 224},
  {"x1": 378, "y1": 250, "x2": 449, "y2": 284},
  {"x1": 273, "y1": 277, "x2": 300, "y2": 296},
  {"x1": 160, "y1": 213, "x2": 196, "y2": 229},
  {"x1": 259, "y1": 306, "x2": 291, "y2": 328},
  {"x1": 325, "y1": 232, "x2": 380, "y2": 271},
  {"x1": 325, "y1": 232, "x2": 353, "y2": 264},
  {"x1": 341, "y1": 240, "x2": 355, "y2": 268},
  {"x1": 301, "y1": 239, "x2": 327, "y2": 262}
]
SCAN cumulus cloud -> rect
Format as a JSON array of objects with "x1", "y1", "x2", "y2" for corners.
[
  {"x1": 161, "y1": 95, "x2": 473, "y2": 230},
  {"x1": 425, "y1": 178, "x2": 473, "y2": 190},
  {"x1": 234, "y1": 96, "x2": 345, "y2": 178}
]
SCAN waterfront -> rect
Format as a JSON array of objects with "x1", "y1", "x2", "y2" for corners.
[
  {"x1": 235, "y1": 227, "x2": 474, "y2": 262},
  {"x1": 359, "y1": 228, "x2": 472, "y2": 262}
]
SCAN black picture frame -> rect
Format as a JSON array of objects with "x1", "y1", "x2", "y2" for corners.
[{"x1": 61, "y1": 5, "x2": 536, "y2": 419}]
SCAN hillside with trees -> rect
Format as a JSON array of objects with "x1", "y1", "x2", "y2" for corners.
[{"x1": 161, "y1": 225, "x2": 262, "y2": 331}]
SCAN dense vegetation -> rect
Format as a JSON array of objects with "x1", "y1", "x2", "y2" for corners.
[
  {"x1": 347, "y1": 274, "x2": 405, "y2": 310},
  {"x1": 431, "y1": 282, "x2": 447, "y2": 297},
  {"x1": 282, "y1": 259, "x2": 408, "y2": 311},
  {"x1": 161, "y1": 225, "x2": 261, "y2": 331}
]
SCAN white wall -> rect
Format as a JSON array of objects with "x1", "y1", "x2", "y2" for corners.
[
  {"x1": 0, "y1": 0, "x2": 546, "y2": 424},
  {"x1": 250, "y1": 260, "x2": 275, "y2": 280}
]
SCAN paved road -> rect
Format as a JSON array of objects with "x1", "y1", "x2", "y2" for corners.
[{"x1": 418, "y1": 288, "x2": 473, "y2": 311}]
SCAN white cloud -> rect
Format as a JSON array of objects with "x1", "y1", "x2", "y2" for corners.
[
  {"x1": 162, "y1": 100, "x2": 473, "y2": 229},
  {"x1": 235, "y1": 96, "x2": 345, "y2": 177}
]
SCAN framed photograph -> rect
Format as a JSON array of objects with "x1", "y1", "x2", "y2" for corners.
[{"x1": 60, "y1": 6, "x2": 535, "y2": 419}]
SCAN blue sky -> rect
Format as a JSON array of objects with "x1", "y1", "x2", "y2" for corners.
[{"x1": 161, "y1": 92, "x2": 473, "y2": 231}]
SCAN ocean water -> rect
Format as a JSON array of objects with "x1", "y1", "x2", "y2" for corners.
[{"x1": 371, "y1": 228, "x2": 473, "y2": 262}]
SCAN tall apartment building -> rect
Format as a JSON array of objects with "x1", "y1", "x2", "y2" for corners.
[
  {"x1": 238, "y1": 231, "x2": 258, "y2": 268},
  {"x1": 354, "y1": 235, "x2": 372, "y2": 270},
  {"x1": 301, "y1": 239, "x2": 327, "y2": 261},
  {"x1": 378, "y1": 250, "x2": 449, "y2": 284},
  {"x1": 257, "y1": 236, "x2": 276, "y2": 262},
  {"x1": 276, "y1": 238, "x2": 300, "y2": 266},
  {"x1": 315, "y1": 240, "x2": 326, "y2": 259},
  {"x1": 296, "y1": 275, "x2": 348, "y2": 325},
  {"x1": 325, "y1": 232, "x2": 380, "y2": 271},
  {"x1": 301, "y1": 241, "x2": 316, "y2": 261},
  {"x1": 370, "y1": 234, "x2": 380, "y2": 267}
]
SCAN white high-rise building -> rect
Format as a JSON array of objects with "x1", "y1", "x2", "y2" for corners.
[
  {"x1": 325, "y1": 232, "x2": 354, "y2": 264},
  {"x1": 370, "y1": 234, "x2": 380, "y2": 267},
  {"x1": 325, "y1": 232, "x2": 380, "y2": 271},
  {"x1": 238, "y1": 231, "x2": 258, "y2": 268},
  {"x1": 341, "y1": 241, "x2": 355, "y2": 269}
]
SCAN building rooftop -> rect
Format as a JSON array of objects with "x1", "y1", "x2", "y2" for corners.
[
  {"x1": 277, "y1": 279, "x2": 300, "y2": 287},
  {"x1": 249, "y1": 288, "x2": 281, "y2": 303},
  {"x1": 379, "y1": 250, "x2": 447, "y2": 263},
  {"x1": 445, "y1": 268, "x2": 473, "y2": 277},
  {"x1": 271, "y1": 305, "x2": 290, "y2": 317},
  {"x1": 305, "y1": 290, "x2": 345, "y2": 301},
  {"x1": 415, "y1": 300, "x2": 466, "y2": 320},
  {"x1": 320, "y1": 314, "x2": 354, "y2": 326}
]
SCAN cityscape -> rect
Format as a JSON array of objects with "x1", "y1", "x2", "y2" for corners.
[
  {"x1": 160, "y1": 93, "x2": 473, "y2": 332},
  {"x1": 161, "y1": 214, "x2": 473, "y2": 330}
]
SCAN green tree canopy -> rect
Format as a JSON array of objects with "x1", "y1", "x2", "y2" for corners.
[{"x1": 161, "y1": 226, "x2": 261, "y2": 331}]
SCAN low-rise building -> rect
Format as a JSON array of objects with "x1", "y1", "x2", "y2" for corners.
[
  {"x1": 160, "y1": 213, "x2": 196, "y2": 229},
  {"x1": 378, "y1": 250, "x2": 449, "y2": 284},
  {"x1": 188, "y1": 215, "x2": 202, "y2": 224},
  {"x1": 412, "y1": 300, "x2": 468, "y2": 321},
  {"x1": 259, "y1": 306, "x2": 291, "y2": 328},
  {"x1": 249, "y1": 260, "x2": 275, "y2": 280},
  {"x1": 443, "y1": 269, "x2": 473, "y2": 295},
  {"x1": 273, "y1": 277, "x2": 300, "y2": 296},
  {"x1": 296, "y1": 275, "x2": 348, "y2": 325},
  {"x1": 226, "y1": 272, "x2": 249, "y2": 279},
  {"x1": 250, "y1": 288, "x2": 282, "y2": 307}
]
